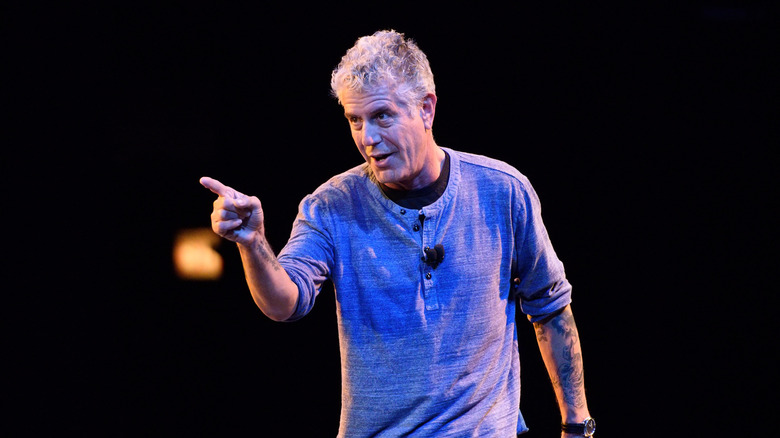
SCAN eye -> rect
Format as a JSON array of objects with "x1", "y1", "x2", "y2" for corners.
[{"x1": 375, "y1": 112, "x2": 393, "y2": 126}]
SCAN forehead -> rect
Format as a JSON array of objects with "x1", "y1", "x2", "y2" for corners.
[{"x1": 339, "y1": 87, "x2": 404, "y2": 114}]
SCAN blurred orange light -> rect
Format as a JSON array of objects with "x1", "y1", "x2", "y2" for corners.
[{"x1": 173, "y1": 228, "x2": 223, "y2": 280}]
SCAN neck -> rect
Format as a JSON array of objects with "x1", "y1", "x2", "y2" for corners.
[{"x1": 421, "y1": 133, "x2": 444, "y2": 177}]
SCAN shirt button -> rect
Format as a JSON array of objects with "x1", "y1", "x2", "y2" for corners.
[
  {"x1": 413, "y1": 224, "x2": 420, "y2": 231},
  {"x1": 425, "y1": 272, "x2": 432, "y2": 279},
  {"x1": 400, "y1": 209, "x2": 406, "y2": 215}
]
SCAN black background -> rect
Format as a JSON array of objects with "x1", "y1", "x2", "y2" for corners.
[{"x1": 7, "y1": 2, "x2": 776, "y2": 436}]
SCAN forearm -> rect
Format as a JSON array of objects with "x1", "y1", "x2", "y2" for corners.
[
  {"x1": 533, "y1": 304, "x2": 590, "y2": 423},
  {"x1": 237, "y1": 233, "x2": 299, "y2": 321}
]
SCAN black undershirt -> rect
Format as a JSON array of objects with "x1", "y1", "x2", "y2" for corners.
[{"x1": 379, "y1": 151, "x2": 450, "y2": 210}]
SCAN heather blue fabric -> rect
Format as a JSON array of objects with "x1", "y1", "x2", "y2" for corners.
[{"x1": 277, "y1": 147, "x2": 571, "y2": 437}]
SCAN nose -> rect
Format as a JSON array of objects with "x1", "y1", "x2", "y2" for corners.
[{"x1": 360, "y1": 122, "x2": 381, "y2": 147}]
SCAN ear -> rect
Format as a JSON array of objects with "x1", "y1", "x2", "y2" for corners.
[{"x1": 419, "y1": 93, "x2": 437, "y2": 130}]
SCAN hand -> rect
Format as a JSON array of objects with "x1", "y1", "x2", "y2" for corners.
[{"x1": 200, "y1": 176, "x2": 264, "y2": 246}]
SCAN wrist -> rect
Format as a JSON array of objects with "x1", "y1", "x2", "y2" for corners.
[
  {"x1": 236, "y1": 229, "x2": 266, "y2": 250},
  {"x1": 562, "y1": 405, "x2": 591, "y2": 424},
  {"x1": 562, "y1": 412, "x2": 591, "y2": 424}
]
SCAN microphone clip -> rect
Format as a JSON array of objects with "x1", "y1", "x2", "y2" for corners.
[{"x1": 423, "y1": 244, "x2": 445, "y2": 269}]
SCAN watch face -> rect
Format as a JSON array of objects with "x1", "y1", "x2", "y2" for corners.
[{"x1": 584, "y1": 417, "x2": 596, "y2": 435}]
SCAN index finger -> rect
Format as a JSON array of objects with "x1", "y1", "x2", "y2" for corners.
[{"x1": 200, "y1": 176, "x2": 233, "y2": 197}]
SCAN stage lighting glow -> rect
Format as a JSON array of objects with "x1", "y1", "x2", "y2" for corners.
[{"x1": 173, "y1": 228, "x2": 223, "y2": 280}]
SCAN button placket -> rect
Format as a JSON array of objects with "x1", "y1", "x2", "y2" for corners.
[{"x1": 420, "y1": 208, "x2": 439, "y2": 310}]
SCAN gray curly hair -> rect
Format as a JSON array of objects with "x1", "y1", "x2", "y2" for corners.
[{"x1": 330, "y1": 30, "x2": 436, "y2": 112}]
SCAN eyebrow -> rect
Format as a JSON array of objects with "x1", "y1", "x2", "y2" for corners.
[{"x1": 344, "y1": 105, "x2": 394, "y2": 120}]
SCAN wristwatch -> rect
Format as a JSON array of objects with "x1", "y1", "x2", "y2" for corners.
[{"x1": 561, "y1": 417, "x2": 596, "y2": 436}]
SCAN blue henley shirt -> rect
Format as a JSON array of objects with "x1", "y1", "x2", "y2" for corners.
[{"x1": 277, "y1": 147, "x2": 572, "y2": 437}]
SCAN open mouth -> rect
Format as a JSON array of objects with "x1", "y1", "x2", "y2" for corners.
[{"x1": 372, "y1": 153, "x2": 393, "y2": 164}]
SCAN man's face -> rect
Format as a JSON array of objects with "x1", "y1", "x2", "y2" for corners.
[{"x1": 340, "y1": 87, "x2": 431, "y2": 191}]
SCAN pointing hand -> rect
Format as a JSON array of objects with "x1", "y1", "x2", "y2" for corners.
[{"x1": 200, "y1": 176, "x2": 264, "y2": 245}]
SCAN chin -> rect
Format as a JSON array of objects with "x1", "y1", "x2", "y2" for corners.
[
  {"x1": 372, "y1": 167, "x2": 391, "y2": 181},
  {"x1": 373, "y1": 172, "x2": 398, "y2": 187},
  {"x1": 373, "y1": 166, "x2": 410, "y2": 188}
]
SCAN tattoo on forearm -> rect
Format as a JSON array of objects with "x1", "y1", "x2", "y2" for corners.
[
  {"x1": 256, "y1": 239, "x2": 282, "y2": 272},
  {"x1": 557, "y1": 348, "x2": 585, "y2": 408},
  {"x1": 535, "y1": 323, "x2": 548, "y2": 343},
  {"x1": 535, "y1": 309, "x2": 586, "y2": 408}
]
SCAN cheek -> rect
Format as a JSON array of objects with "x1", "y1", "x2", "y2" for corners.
[
  {"x1": 397, "y1": 133, "x2": 421, "y2": 161},
  {"x1": 350, "y1": 130, "x2": 363, "y2": 148},
  {"x1": 352, "y1": 135, "x2": 369, "y2": 159}
]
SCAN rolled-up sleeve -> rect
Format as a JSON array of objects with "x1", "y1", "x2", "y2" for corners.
[
  {"x1": 513, "y1": 179, "x2": 572, "y2": 322},
  {"x1": 277, "y1": 195, "x2": 334, "y2": 322}
]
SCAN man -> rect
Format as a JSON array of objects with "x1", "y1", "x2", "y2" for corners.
[{"x1": 201, "y1": 30, "x2": 595, "y2": 437}]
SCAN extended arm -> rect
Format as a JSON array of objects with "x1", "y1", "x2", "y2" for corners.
[
  {"x1": 533, "y1": 304, "x2": 592, "y2": 435},
  {"x1": 200, "y1": 176, "x2": 298, "y2": 321}
]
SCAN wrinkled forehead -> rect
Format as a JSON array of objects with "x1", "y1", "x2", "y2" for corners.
[
  {"x1": 338, "y1": 84, "x2": 413, "y2": 114},
  {"x1": 339, "y1": 85, "x2": 394, "y2": 105}
]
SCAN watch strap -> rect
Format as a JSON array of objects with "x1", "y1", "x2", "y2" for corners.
[{"x1": 561, "y1": 423, "x2": 586, "y2": 434}]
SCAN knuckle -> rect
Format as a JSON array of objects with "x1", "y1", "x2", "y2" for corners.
[{"x1": 216, "y1": 222, "x2": 235, "y2": 237}]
